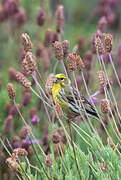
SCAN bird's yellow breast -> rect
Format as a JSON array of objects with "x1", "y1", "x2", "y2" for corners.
[{"x1": 52, "y1": 83, "x2": 61, "y2": 102}]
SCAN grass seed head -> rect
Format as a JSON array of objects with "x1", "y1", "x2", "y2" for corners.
[
  {"x1": 16, "y1": 72, "x2": 31, "y2": 88},
  {"x1": 95, "y1": 36, "x2": 105, "y2": 55},
  {"x1": 43, "y1": 29, "x2": 52, "y2": 47},
  {"x1": 100, "y1": 99, "x2": 110, "y2": 114},
  {"x1": 76, "y1": 55, "x2": 85, "y2": 71},
  {"x1": 7, "y1": 83, "x2": 16, "y2": 100},
  {"x1": 62, "y1": 40, "x2": 70, "y2": 58},
  {"x1": 53, "y1": 41, "x2": 64, "y2": 60},
  {"x1": 104, "y1": 33, "x2": 113, "y2": 53},
  {"x1": 56, "y1": 5, "x2": 64, "y2": 33},
  {"x1": 37, "y1": 9, "x2": 46, "y2": 26},
  {"x1": 21, "y1": 33, "x2": 32, "y2": 52},
  {"x1": 67, "y1": 53, "x2": 77, "y2": 72}
]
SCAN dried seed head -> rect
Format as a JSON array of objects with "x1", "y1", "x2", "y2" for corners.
[
  {"x1": 100, "y1": 99, "x2": 110, "y2": 114},
  {"x1": 36, "y1": 44, "x2": 43, "y2": 57},
  {"x1": 19, "y1": 125, "x2": 32, "y2": 139},
  {"x1": 97, "y1": 71, "x2": 107, "y2": 92},
  {"x1": 97, "y1": 16, "x2": 107, "y2": 32},
  {"x1": 56, "y1": 5, "x2": 64, "y2": 33},
  {"x1": 29, "y1": 108, "x2": 38, "y2": 118},
  {"x1": 41, "y1": 50, "x2": 51, "y2": 72},
  {"x1": 67, "y1": 53, "x2": 76, "y2": 72},
  {"x1": 16, "y1": 72, "x2": 31, "y2": 88},
  {"x1": 7, "y1": 83, "x2": 16, "y2": 100},
  {"x1": 37, "y1": 9, "x2": 46, "y2": 26},
  {"x1": 21, "y1": 33, "x2": 32, "y2": 52},
  {"x1": 52, "y1": 130, "x2": 61, "y2": 144},
  {"x1": 84, "y1": 50, "x2": 93, "y2": 70},
  {"x1": 107, "y1": 137, "x2": 114, "y2": 149},
  {"x1": 76, "y1": 55, "x2": 85, "y2": 71},
  {"x1": 22, "y1": 51, "x2": 37, "y2": 75},
  {"x1": 8, "y1": 67, "x2": 17, "y2": 81},
  {"x1": 104, "y1": 34, "x2": 112, "y2": 53},
  {"x1": 55, "y1": 103, "x2": 63, "y2": 119},
  {"x1": 13, "y1": 148, "x2": 28, "y2": 156},
  {"x1": 28, "y1": 146, "x2": 34, "y2": 157},
  {"x1": 9, "y1": 104, "x2": 19, "y2": 117},
  {"x1": 53, "y1": 41, "x2": 64, "y2": 60},
  {"x1": 77, "y1": 36, "x2": 85, "y2": 51},
  {"x1": 22, "y1": 92, "x2": 31, "y2": 106},
  {"x1": 62, "y1": 40, "x2": 70, "y2": 58},
  {"x1": 95, "y1": 36, "x2": 105, "y2": 55},
  {"x1": 3, "y1": 115, "x2": 13, "y2": 135},
  {"x1": 46, "y1": 154, "x2": 52, "y2": 168},
  {"x1": 6, "y1": 156, "x2": 18, "y2": 171},
  {"x1": 43, "y1": 29, "x2": 52, "y2": 47},
  {"x1": 52, "y1": 32, "x2": 59, "y2": 43},
  {"x1": 5, "y1": 101, "x2": 12, "y2": 114},
  {"x1": 45, "y1": 74, "x2": 55, "y2": 95}
]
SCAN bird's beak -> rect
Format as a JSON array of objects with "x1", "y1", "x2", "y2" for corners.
[{"x1": 53, "y1": 77, "x2": 58, "y2": 83}]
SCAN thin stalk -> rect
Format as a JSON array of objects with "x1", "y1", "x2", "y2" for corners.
[
  {"x1": 68, "y1": 121, "x2": 82, "y2": 180},
  {"x1": 109, "y1": 53, "x2": 121, "y2": 89},
  {"x1": 30, "y1": 87, "x2": 52, "y2": 108},
  {"x1": 100, "y1": 56, "x2": 121, "y2": 137}
]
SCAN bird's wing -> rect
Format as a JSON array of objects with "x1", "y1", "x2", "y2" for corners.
[{"x1": 60, "y1": 86, "x2": 98, "y2": 118}]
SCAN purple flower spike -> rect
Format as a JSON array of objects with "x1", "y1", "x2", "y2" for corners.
[
  {"x1": 89, "y1": 97, "x2": 100, "y2": 104},
  {"x1": 31, "y1": 115, "x2": 38, "y2": 125}
]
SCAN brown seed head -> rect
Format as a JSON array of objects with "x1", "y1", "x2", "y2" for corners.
[
  {"x1": 55, "y1": 103, "x2": 63, "y2": 119},
  {"x1": 76, "y1": 55, "x2": 85, "y2": 71},
  {"x1": 52, "y1": 130, "x2": 61, "y2": 144},
  {"x1": 13, "y1": 148, "x2": 28, "y2": 156},
  {"x1": 37, "y1": 9, "x2": 46, "y2": 26},
  {"x1": 3, "y1": 115, "x2": 13, "y2": 135},
  {"x1": 43, "y1": 29, "x2": 52, "y2": 47},
  {"x1": 5, "y1": 101, "x2": 12, "y2": 114},
  {"x1": 67, "y1": 53, "x2": 76, "y2": 72},
  {"x1": 8, "y1": 67, "x2": 17, "y2": 81},
  {"x1": 7, "y1": 83, "x2": 16, "y2": 100},
  {"x1": 56, "y1": 5, "x2": 64, "y2": 33},
  {"x1": 107, "y1": 137, "x2": 114, "y2": 149},
  {"x1": 29, "y1": 108, "x2": 38, "y2": 118},
  {"x1": 22, "y1": 51, "x2": 37, "y2": 75},
  {"x1": 21, "y1": 33, "x2": 32, "y2": 52},
  {"x1": 62, "y1": 40, "x2": 70, "y2": 58},
  {"x1": 95, "y1": 36, "x2": 105, "y2": 55},
  {"x1": 52, "y1": 32, "x2": 59, "y2": 43},
  {"x1": 6, "y1": 156, "x2": 18, "y2": 171},
  {"x1": 104, "y1": 34, "x2": 112, "y2": 53},
  {"x1": 46, "y1": 154, "x2": 52, "y2": 168},
  {"x1": 45, "y1": 73, "x2": 54, "y2": 95},
  {"x1": 19, "y1": 125, "x2": 32, "y2": 139},
  {"x1": 53, "y1": 41, "x2": 64, "y2": 60},
  {"x1": 41, "y1": 50, "x2": 51, "y2": 72},
  {"x1": 97, "y1": 71, "x2": 107, "y2": 91},
  {"x1": 97, "y1": 16, "x2": 107, "y2": 32},
  {"x1": 100, "y1": 99, "x2": 110, "y2": 114},
  {"x1": 16, "y1": 72, "x2": 31, "y2": 88}
]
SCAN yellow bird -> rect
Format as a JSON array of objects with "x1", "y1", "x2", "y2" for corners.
[{"x1": 52, "y1": 73, "x2": 99, "y2": 119}]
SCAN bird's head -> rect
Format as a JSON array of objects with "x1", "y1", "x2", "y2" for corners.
[{"x1": 53, "y1": 74, "x2": 71, "y2": 87}]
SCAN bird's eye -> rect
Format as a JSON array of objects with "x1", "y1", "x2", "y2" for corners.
[{"x1": 60, "y1": 78, "x2": 64, "y2": 80}]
